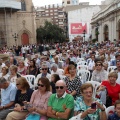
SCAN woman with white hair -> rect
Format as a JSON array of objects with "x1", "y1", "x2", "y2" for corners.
[{"x1": 51, "y1": 63, "x2": 64, "y2": 75}]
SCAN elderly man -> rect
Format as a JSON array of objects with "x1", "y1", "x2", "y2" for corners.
[
  {"x1": 47, "y1": 80, "x2": 74, "y2": 120},
  {"x1": 0, "y1": 77, "x2": 17, "y2": 120},
  {"x1": 35, "y1": 63, "x2": 51, "y2": 84},
  {"x1": 51, "y1": 63, "x2": 64, "y2": 75}
]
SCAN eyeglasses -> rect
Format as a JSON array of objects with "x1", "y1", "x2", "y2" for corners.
[
  {"x1": 42, "y1": 68, "x2": 47, "y2": 70},
  {"x1": 55, "y1": 86, "x2": 64, "y2": 89},
  {"x1": 83, "y1": 91, "x2": 92, "y2": 95},
  {"x1": 37, "y1": 83, "x2": 44, "y2": 87},
  {"x1": 96, "y1": 64, "x2": 102, "y2": 66}
]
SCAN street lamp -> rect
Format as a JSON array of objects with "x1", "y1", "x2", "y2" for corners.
[
  {"x1": 83, "y1": 30, "x2": 86, "y2": 42},
  {"x1": 96, "y1": 22, "x2": 99, "y2": 41},
  {"x1": 12, "y1": 33, "x2": 18, "y2": 46}
]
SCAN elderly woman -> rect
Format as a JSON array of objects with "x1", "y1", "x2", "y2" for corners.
[
  {"x1": 91, "y1": 61, "x2": 108, "y2": 82},
  {"x1": 17, "y1": 60, "x2": 27, "y2": 75},
  {"x1": 25, "y1": 77, "x2": 52, "y2": 120},
  {"x1": 9, "y1": 65, "x2": 21, "y2": 84},
  {"x1": 0, "y1": 66, "x2": 9, "y2": 80},
  {"x1": 98, "y1": 72, "x2": 120, "y2": 106},
  {"x1": 51, "y1": 63, "x2": 64, "y2": 75},
  {"x1": 74, "y1": 83, "x2": 107, "y2": 120},
  {"x1": 6, "y1": 77, "x2": 33, "y2": 120},
  {"x1": 64, "y1": 64, "x2": 82, "y2": 99}
]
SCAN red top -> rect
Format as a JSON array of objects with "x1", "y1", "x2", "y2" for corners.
[{"x1": 101, "y1": 81, "x2": 120, "y2": 105}]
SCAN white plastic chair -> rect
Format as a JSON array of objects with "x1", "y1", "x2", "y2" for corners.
[
  {"x1": 23, "y1": 75, "x2": 35, "y2": 89},
  {"x1": 107, "y1": 66, "x2": 117, "y2": 73},
  {"x1": 77, "y1": 70, "x2": 90, "y2": 83},
  {"x1": 58, "y1": 69, "x2": 64, "y2": 75},
  {"x1": 77, "y1": 65, "x2": 88, "y2": 70},
  {"x1": 86, "y1": 81, "x2": 101, "y2": 98},
  {"x1": 106, "y1": 106, "x2": 115, "y2": 118},
  {"x1": 77, "y1": 61, "x2": 87, "y2": 66},
  {"x1": 59, "y1": 75, "x2": 66, "y2": 80},
  {"x1": 76, "y1": 58, "x2": 85, "y2": 63}
]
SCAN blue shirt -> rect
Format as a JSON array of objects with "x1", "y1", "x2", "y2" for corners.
[
  {"x1": 1, "y1": 83, "x2": 17, "y2": 106},
  {"x1": 108, "y1": 112, "x2": 120, "y2": 120}
]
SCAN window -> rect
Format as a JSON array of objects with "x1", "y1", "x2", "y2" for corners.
[
  {"x1": 67, "y1": 1, "x2": 70, "y2": 4},
  {"x1": 21, "y1": 0, "x2": 26, "y2": 11}
]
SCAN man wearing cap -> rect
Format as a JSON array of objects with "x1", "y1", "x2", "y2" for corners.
[
  {"x1": 47, "y1": 80, "x2": 74, "y2": 120},
  {"x1": 0, "y1": 77, "x2": 17, "y2": 120}
]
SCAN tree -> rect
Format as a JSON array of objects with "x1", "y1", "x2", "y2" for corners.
[{"x1": 36, "y1": 21, "x2": 66, "y2": 43}]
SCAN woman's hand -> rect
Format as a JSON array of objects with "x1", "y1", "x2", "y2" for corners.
[
  {"x1": 96, "y1": 102, "x2": 105, "y2": 111},
  {"x1": 27, "y1": 107, "x2": 35, "y2": 113},
  {"x1": 86, "y1": 108, "x2": 96, "y2": 114},
  {"x1": 14, "y1": 104, "x2": 22, "y2": 112},
  {"x1": 99, "y1": 85, "x2": 106, "y2": 91}
]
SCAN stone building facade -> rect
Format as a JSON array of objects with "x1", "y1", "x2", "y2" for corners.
[
  {"x1": 91, "y1": 0, "x2": 120, "y2": 42},
  {"x1": 0, "y1": 0, "x2": 36, "y2": 46}
]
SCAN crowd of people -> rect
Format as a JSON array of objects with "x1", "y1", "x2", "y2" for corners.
[{"x1": 0, "y1": 40, "x2": 120, "y2": 120}]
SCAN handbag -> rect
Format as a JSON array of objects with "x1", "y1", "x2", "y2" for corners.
[
  {"x1": 69, "y1": 113, "x2": 83, "y2": 120},
  {"x1": 26, "y1": 114, "x2": 40, "y2": 120},
  {"x1": 106, "y1": 95, "x2": 112, "y2": 107}
]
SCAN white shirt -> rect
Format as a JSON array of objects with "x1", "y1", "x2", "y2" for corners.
[
  {"x1": 116, "y1": 72, "x2": 120, "y2": 84},
  {"x1": 51, "y1": 69, "x2": 64, "y2": 75},
  {"x1": 88, "y1": 60, "x2": 95, "y2": 70}
]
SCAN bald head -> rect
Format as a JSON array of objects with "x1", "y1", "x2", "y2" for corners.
[{"x1": 56, "y1": 80, "x2": 66, "y2": 86}]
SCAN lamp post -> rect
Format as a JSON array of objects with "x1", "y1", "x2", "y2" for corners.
[
  {"x1": 96, "y1": 22, "x2": 99, "y2": 41},
  {"x1": 12, "y1": 33, "x2": 18, "y2": 46},
  {"x1": 83, "y1": 30, "x2": 86, "y2": 42}
]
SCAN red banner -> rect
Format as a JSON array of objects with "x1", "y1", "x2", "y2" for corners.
[{"x1": 70, "y1": 23, "x2": 87, "y2": 34}]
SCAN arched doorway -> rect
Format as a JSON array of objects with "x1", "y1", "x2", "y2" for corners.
[
  {"x1": 21, "y1": 33, "x2": 29, "y2": 45},
  {"x1": 104, "y1": 25, "x2": 109, "y2": 41},
  {"x1": 118, "y1": 21, "x2": 120, "y2": 40}
]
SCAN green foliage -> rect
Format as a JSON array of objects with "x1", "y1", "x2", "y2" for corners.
[
  {"x1": 36, "y1": 21, "x2": 66, "y2": 43},
  {"x1": 92, "y1": 39, "x2": 97, "y2": 43}
]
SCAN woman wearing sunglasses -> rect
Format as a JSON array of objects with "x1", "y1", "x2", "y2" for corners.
[
  {"x1": 6, "y1": 77, "x2": 34, "y2": 120},
  {"x1": 91, "y1": 61, "x2": 108, "y2": 82},
  {"x1": 25, "y1": 77, "x2": 52, "y2": 120}
]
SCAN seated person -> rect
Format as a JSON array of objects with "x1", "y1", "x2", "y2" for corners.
[
  {"x1": 35, "y1": 63, "x2": 51, "y2": 85},
  {"x1": 47, "y1": 80, "x2": 74, "y2": 120},
  {"x1": 25, "y1": 77, "x2": 52, "y2": 120},
  {"x1": 108, "y1": 100, "x2": 120, "y2": 120},
  {"x1": 98, "y1": 72, "x2": 120, "y2": 106},
  {"x1": 74, "y1": 83, "x2": 107, "y2": 120},
  {"x1": 50, "y1": 74, "x2": 60, "y2": 93},
  {"x1": 91, "y1": 61, "x2": 108, "y2": 82},
  {"x1": 51, "y1": 63, "x2": 64, "y2": 75},
  {"x1": 6, "y1": 77, "x2": 33, "y2": 120},
  {"x1": 0, "y1": 77, "x2": 17, "y2": 119}
]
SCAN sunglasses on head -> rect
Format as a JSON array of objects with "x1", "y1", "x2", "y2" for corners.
[
  {"x1": 42, "y1": 68, "x2": 47, "y2": 70},
  {"x1": 55, "y1": 86, "x2": 64, "y2": 89},
  {"x1": 37, "y1": 83, "x2": 44, "y2": 87}
]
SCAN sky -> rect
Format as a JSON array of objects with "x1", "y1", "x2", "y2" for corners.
[{"x1": 32, "y1": 0, "x2": 103, "y2": 7}]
